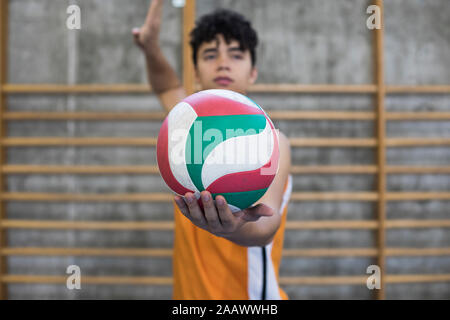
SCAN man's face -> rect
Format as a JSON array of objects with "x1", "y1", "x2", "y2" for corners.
[{"x1": 195, "y1": 34, "x2": 258, "y2": 95}]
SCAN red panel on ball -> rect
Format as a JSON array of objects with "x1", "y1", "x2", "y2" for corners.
[
  {"x1": 184, "y1": 91, "x2": 264, "y2": 117},
  {"x1": 206, "y1": 164, "x2": 276, "y2": 194},
  {"x1": 206, "y1": 120, "x2": 280, "y2": 194}
]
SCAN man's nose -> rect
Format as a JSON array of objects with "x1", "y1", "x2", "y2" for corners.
[
  {"x1": 217, "y1": 65, "x2": 230, "y2": 72},
  {"x1": 216, "y1": 55, "x2": 230, "y2": 71}
]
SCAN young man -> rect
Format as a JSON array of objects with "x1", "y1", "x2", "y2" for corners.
[{"x1": 133, "y1": 0, "x2": 292, "y2": 300}]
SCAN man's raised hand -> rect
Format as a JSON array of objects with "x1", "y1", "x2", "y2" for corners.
[{"x1": 132, "y1": 0, "x2": 165, "y2": 51}]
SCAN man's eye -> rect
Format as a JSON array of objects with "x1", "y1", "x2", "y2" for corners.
[
  {"x1": 233, "y1": 55, "x2": 243, "y2": 60},
  {"x1": 204, "y1": 55, "x2": 215, "y2": 60}
]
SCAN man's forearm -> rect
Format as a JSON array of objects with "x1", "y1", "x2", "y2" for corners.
[
  {"x1": 144, "y1": 46, "x2": 182, "y2": 94},
  {"x1": 221, "y1": 215, "x2": 280, "y2": 247}
]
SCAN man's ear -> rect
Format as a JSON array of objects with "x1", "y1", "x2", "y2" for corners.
[{"x1": 249, "y1": 67, "x2": 258, "y2": 85}]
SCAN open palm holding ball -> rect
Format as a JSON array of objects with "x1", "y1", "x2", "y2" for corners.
[{"x1": 157, "y1": 89, "x2": 279, "y2": 212}]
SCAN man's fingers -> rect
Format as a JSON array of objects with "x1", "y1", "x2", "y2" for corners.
[
  {"x1": 201, "y1": 192, "x2": 222, "y2": 232},
  {"x1": 241, "y1": 204, "x2": 274, "y2": 222},
  {"x1": 215, "y1": 196, "x2": 236, "y2": 231},
  {"x1": 184, "y1": 193, "x2": 207, "y2": 226},
  {"x1": 174, "y1": 195, "x2": 189, "y2": 216},
  {"x1": 135, "y1": 0, "x2": 164, "y2": 49},
  {"x1": 132, "y1": 27, "x2": 143, "y2": 48},
  {"x1": 145, "y1": 0, "x2": 164, "y2": 27}
]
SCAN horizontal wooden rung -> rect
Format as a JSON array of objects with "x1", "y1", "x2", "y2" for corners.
[
  {"x1": 293, "y1": 166, "x2": 450, "y2": 174},
  {"x1": 2, "y1": 84, "x2": 152, "y2": 94},
  {"x1": 0, "y1": 137, "x2": 447, "y2": 147},
  {"x1": 4, "y1": 111, "x2": 450, "y2": 121},
  {"x1": 0, "y1": 247, "x2": 173, "y2": 257},
  {"x1": 2, "y1": 84, "x2": 379, "y2": 94},
  {"x1": 386, "y1": 112, "x2": 450, "y2": 121},
  {"x1": 0, "y1": 192, "x2": 448, "y2": 202},
  {"x1": 386, "y1": 166, "x2": 450, "y2": 174},
  {"x1": 289, "y1": 138, "x2": 377, "y2": 147},
  {"x1": 278, "y1": 276, "x2": 368, "y2": 285},
  {"x1": 3, "y1": 111, "x2": 376, "y2": 121},
  {"x1": 285, "y1": 220, "x2": 378, "y2": 229},
  {"x1": 0, "y1": 137, "x2": 373, "y2": 147},
  {"x1": 0, "y1": 192, "x2": 174, "y2": 202},
  {"x1": 2, "y1": 165, "x2": 449, "y2": 175},
  {"x1": 1, "y1": 275, "x2": 172, "y2": 285},
  {"x1": 279, "y1": 274, "x2": 450, "y2": 285},
  {"x1": 386, "y1": 192, "x2": 450, "y2": 201},
  {"x1": 386, "y1": 220, "x2": 450, "y2": 228},
  {"x1": 249, "y1": 84, "x2": 378, "y2": 93},
  {"x1": 385, "y1": 85, "x2": 450, "y2": 94},
  {"x1": 1, "y1": 165, "x2": 161, "y2": 174},
  {"x1": 291, "y1": 192, "x2": 448, "y2": 201},
  {"x1": 1, "y1": 219, "x2": 450, "y2": 230},
  {"x1": 290, "y1": 192, "x2": 378, "y2": 201},
  {"x1": 3, "y1": 84, "x2": 449, "y2": 94},
  {"x1": 2, "y1": 274, "x2": 449, "y2": 285},
  {"x1": 1, "y1": 137, "x2": 158, "y2": 146},
  {"x1": 386, "y1": 138, "x2": 450, "y2": 147},
  {"x1": 0, "y1": 220, "x2": 174, "y2": 230},
  {"x1": 3, "y1": 111, "x2": 167, "y2": 121},
  {"x1": 2, "y1": 247, "x2": 449, "y2": 258},
  {"x1": 283, "y1": 247, "x2": 450, "y2": 257},
  {"x1": 385, "y1": 248, "x2": 450, "y2": 257},
  {"x1": 385, "y1": 274, "x2": 450, "y2": 284},
  {"x1": 287, "y1": 219, "x2": 450, "y2": 229}
]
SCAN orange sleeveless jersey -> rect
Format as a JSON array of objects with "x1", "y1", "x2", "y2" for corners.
[{"x1": 172, "y1": 175, "x2": 292, "y2": 300}]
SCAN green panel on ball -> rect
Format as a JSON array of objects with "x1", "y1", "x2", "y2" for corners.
[{"x1": 186, "y1": 114, "x2": 267, "y2": 191}]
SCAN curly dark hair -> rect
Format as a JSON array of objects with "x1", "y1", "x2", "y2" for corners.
[{"x1": 189, "y1": 9, "x2": 259, "y2": 67}]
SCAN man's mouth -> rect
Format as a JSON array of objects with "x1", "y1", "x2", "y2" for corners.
[{"x1": 213, "y1": 77, "x2": 234, "y2": 86}]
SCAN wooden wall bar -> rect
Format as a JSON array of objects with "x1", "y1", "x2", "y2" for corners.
[
  {"x1": 0, "y1": 137, "x2": 447, "y2": 147},
  {"x1": 374, "y1": 0, "x2": 387, "y2": 300},
  {"x1": 2, "y1": 110, "x2": 450, "y2": 121},
  {"x1": 0, "y1": 273, "x2": 449, "y2": 287},
  {"x1": 183, "y1": 0, "x2": 196, "y2": 95},
  {"x1": 0, "y1": 191, "x2": 448, "y2": 202},
  {"x1": 2, "y1": 164, "x2": 450, "y2": 175},
  {"x1": 2, "y1": 247, "x2": 450, "y2": 258},
  {"x1": 0, "y1": 0, "x2": 9, "y2": 301},
  {"x1": 2, "y1": 83, "x2": 449, "y2": 94}
]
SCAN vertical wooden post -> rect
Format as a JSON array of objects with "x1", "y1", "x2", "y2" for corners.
[
  {"x1": 183, "y1": 0, "x2": 196, "y2": 95},
  {"x1": 374, "y1": 0, "x2": 386, "y2": 300},
  {"x1": 0, "y1": 0, "x2": 9, "y2": 300}
]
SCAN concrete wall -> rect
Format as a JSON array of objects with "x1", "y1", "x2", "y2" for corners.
[{"x1": 4, "y1": 0, "x2": 450, "y2": 299}]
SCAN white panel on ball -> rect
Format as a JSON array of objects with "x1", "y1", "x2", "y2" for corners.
[{"x1": 168, "y1": 102, "x2": 200, "y2": 194}]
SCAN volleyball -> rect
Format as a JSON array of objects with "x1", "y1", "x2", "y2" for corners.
[{"x1": 157, "y1": 89, "x2": 279, "y2": 212}]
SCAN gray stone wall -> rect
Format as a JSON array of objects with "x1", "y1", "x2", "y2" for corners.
[{"x1": 4, "y1": 0, "x2": 449, "y2": 299}]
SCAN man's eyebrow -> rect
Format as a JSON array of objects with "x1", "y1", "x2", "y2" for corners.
[
  {"x1": 228, "y1": 47, "x2": 244, "y2": 53},
  {"x1": 201, "y1": 48, "x2": 218, "y2": 55},
  {"x1": 201, "y1": 46, "x2": 244, "y2": 55}
]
